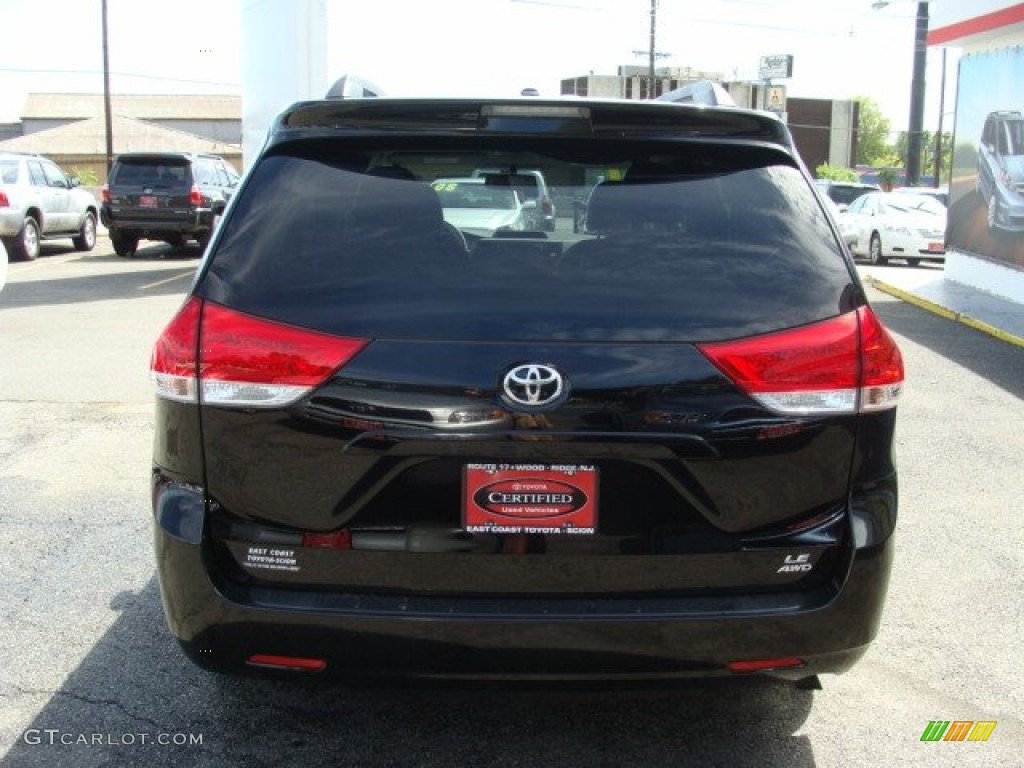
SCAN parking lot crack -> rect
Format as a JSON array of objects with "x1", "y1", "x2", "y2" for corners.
[{"x1": 10, "y1": 686, "x2": 166, "y2": 731}]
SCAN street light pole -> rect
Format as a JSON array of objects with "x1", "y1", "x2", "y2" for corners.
[{"x1": 906, "y1": 1, "x2": 929, "y2": 186}]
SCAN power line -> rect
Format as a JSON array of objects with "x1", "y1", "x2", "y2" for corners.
[{"x1": 0, "y1": 68, "x2": 239, "y2": 88}]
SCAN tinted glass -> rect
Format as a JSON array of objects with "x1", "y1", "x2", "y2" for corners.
[
  {"x1": 199, "y1": 141, "x2": 854, "y2": 343},
  {"x1": 1004, "y1": 120, "x2": 1024, "y2": 155},
  {"x1": 828, "y1": 185, "x2": 875, "y2": 207},
  {"x1": 112, "y1": 157, "x2": 190, "y2": 187}
]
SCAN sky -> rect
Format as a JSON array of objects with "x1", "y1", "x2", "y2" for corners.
[{"x1": 0, "y1": 0, "x2": 959, "y2": 139}]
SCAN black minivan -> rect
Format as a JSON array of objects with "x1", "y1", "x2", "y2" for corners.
[{"x1": 150, "y1": 97, "x2": 903, "y2": 685}]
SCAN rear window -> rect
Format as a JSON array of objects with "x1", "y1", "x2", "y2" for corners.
[
  {"x1": 111, "y1": 157, "x2": 190, "y2": 188},
  {"x1": 825, "y1": 185, "x2": 876, "y2": 207},
  {"x1": 433, "y1": 181, "x2": 518, "y2": 210},
  {"x1": 0, "y1": 159, "x2": 19, "y2": 184},
  {"x1": 199, "y1": 140, "x2": 854, "y2": 342}
]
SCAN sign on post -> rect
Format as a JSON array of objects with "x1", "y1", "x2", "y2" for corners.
[
  {"x1": 767, "y1": 85, "x2": 787, "y2": 113},
  {"x1": 758, "y1": 54, "x2": 794, "y2": 80}
]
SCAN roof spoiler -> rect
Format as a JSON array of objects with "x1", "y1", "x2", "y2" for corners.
[
  {"x1": 325, "y1": 75, "x2": 385, "y2": 100},
  {"x1": 656, "y1": 80, "x2": 735, "y2": 107}
]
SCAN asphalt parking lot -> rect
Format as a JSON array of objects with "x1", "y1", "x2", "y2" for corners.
[{"x1": 1, "y1": 236, "x2": 1022, "y2": 767}]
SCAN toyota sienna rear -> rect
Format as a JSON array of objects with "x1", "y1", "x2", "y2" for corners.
[{"x1": 150, "y1": 97, "x2": 903, "y2": 685}]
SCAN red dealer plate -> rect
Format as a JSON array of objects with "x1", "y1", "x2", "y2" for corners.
[
  {"x1": 139, "y1": 195, "x2": 158, "y2": 208},
  {"x1": 463, "y1": 463, "x2": 598, "y2": 535}
]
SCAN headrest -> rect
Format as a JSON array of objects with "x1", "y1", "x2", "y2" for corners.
[
  {"x1": 349, "y1": 175, "x2": 444, "y2": 241},
  {"x1": 584, "y1": 180, "x2": 687, "y2": 234}
]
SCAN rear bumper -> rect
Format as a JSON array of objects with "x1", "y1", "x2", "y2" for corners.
[
  {"x1": 100, "y1": 205, "x2": 213, "y2": 234},
  {"x1": 0, "y1": 209, "x2": 26, "y2": 237},
  {"x1": 882, "y1": 231, "x2": 945, "y2": 261},
  {"x1": 153, "y1": 477, "x2": 896, "y2": 682},
  {"x1": 991, "y1": 187, "x2": 1024, "y2": 232}
]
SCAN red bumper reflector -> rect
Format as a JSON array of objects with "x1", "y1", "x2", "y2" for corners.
[
  {"x1": 246, "y1": 654, "x2": 327, "y2": 672},
  {"x1": 727, "y1": 657, "x2": 805, "y2": 674},
  {"x1": 302, "y1": 530, "x2": 353, "y2": 549}
]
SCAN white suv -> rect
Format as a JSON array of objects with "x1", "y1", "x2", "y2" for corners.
[
  {"x1": 471, "y1": 167, "x2": 556, "y2": 231},
  {"x1": 0, "y1": 152, "x2": 99, "y2": 260}
]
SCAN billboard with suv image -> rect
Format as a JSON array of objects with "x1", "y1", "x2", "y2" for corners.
[{"x1": 948, "y1": 48, "x2": 1024, "y2": 268}]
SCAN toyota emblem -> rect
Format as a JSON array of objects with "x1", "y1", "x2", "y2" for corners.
[{"x1": 501, "y1": 364, "x2": 568, "y2": 410}]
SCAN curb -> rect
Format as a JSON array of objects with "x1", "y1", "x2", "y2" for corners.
[{"x1": 865, "y1": 276, "x2": 1024, "y2": 348}]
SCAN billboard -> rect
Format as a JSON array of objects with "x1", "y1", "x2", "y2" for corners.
[
  {"x1": 947, "y1": 47, "x2": 1024, "y2": 269},
  {"x1": 758, "y1": 54, "x2": 794, "y2": 80}
]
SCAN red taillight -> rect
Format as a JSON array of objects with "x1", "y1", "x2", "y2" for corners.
[
  {"x1": 150, "y1": 297, "x2": 202, "y2": 403},
  {"x1": 697, "y1": 307, "x2": 903, "y2": 415},
  {"x1": 541, "y1": 199, "x2": 553, "y2": 216},
  {"x1": 0, "y1": 190, "x2": 10, "y2": 207},
  {"x1": 857, "y1": 306, "x2": 905, "y2": 411},
  {"x1": 150, "y1": 298, "x2": 368, "y2": 407},
  {"x1": 100, "y1": 184, "x2": 110, "y2": 204},
  {"x1": 189, "y1": 184, "x2": 203, "y2": 206}
]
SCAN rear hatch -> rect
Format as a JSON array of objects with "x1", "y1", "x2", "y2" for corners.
[
  {"x1": 156, "y1": 112, "x2": 900, "y2": 598},
  {"x1": 107, "y1": 155, "x2": 193, "y2": 223}
]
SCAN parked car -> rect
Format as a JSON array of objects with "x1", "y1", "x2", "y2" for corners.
[
  {"x1": 150, "y1": 96, "x2": 904, "y2": 686},
  {"x1": 0, "y1": 151, "x2": 99, "y2": 260},
  {"x1": 100, "y1": 152, "x2": 239, "y2": 257},
  {"x1": 813, "y1": 179, "x2": 880, "y2": 211},
  {"x1": 431, "y1": 177, "x2": 535, "y2": 235},
  {"x1": 893, "y1": 185, "x2": 949, "y2": 207},
  {"x1": 0, "y1": 237, "x2": 7, "y2": 291},
  {"x1": 823, "y1": 196, "x2": 858, "y2": 249},
  {"x1": 977, "y1": 110, "x2": 1024, "y2": 232},
  {"x1": 842, "y1": 191, "x2": 946, "y2": 266},
  {"x1": 471, "y1": 167, "x2": 556, "y2": 230}
]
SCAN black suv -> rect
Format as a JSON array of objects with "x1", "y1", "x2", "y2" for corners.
[
  {"x1": 151, "y1": 97, "x2": 904, "y2": 685},
  {"x1": 101, "y1": 152, "x2": 239, "y2": 256}
]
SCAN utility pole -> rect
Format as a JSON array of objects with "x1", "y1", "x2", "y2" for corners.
[
  {"x1": 648, "y1": 0, "x2": 657, "y2": 84},
  {"x1": 632, "y1": 0, "x2": 670, "y2": 98},
  {"x1": 906, "y1": 1, "x2": 928, "y2": 186},
  {"x1": 933, "y1": 47, "x2": 947, "y2": 187},
  {"x1": 101, "y1": 0, "x2": 113, "y2": 175}
]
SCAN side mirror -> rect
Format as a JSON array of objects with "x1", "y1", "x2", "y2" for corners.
[{"x1": 69, "y1": 176, "x2": 81, "y2": 188}]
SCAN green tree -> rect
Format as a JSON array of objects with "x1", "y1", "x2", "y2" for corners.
[
  {"x1": 877, "y1": 167, "x2": 899, "y2": 191},
  {"x1": 815, "y1": 164, "x2": 858, "y2": 181},
  {"x1": 895, "y1": 131, "x2": 954, "y2": 185},
  {"x1": 70, "y1": 167, "x2": 99, "y2": 186},
  {"x1": 855, "y1": 97, "x2": 894, "y2": 167}
]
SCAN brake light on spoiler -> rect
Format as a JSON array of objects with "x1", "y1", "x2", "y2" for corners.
[
  {"x1": 151, "y1": 297, "x2": 367, "y2": 407},
  {"x1": 698, "y1": 308, "x2": 903, "y2": 415}
]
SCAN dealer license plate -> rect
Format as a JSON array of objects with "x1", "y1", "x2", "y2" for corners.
[
  {"x1": 463, "y1": 463, "x2": 598, "y2": 535},
  {"x1": 139, "y1": 195, "x2": 158, "y2": 207}
]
